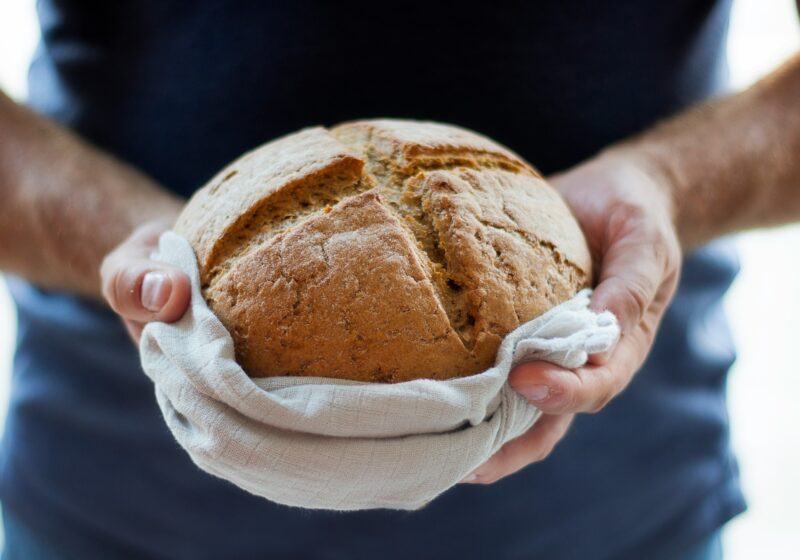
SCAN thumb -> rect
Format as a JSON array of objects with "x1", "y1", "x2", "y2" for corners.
[
  {"x1": 103, "y1": 260, "x2": 191, "y2": 322},
  {"x1": 102, "y1": 260, "x2": 191, "y2": 323},
  {"x1": 100, "y1": 226, "x2": 191, "y2": 324}
]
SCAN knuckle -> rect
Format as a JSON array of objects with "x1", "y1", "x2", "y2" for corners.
[
  {"x1": 613, "y1": 197, "x2": 648, "y2": 220},
  {"x1": 664, "y1": 231, "x2": 682, "y2": 266},
  {"x1": 586, "y1": 398, "x2": 606, "y2": 414},
  {"x1": 109, "y1": 266, "x2": 143, "y2": 316},
  {"x1": 99, "y1": 252, "x2": 121, "y2": 290},
  {"x1": 625, "y1": 281, "x2": 650, "y2": 323},
  {"x1": 549, "y1": 385, "x2": 578, "y2": 415},
  {"x1": 638, "y1": 216, "x2": 681, "y2": 271},
  {"x1": 586, "y1": 367, "x2": 617, "y2": 413},
  {"x1": 607, "y1": 201, "x2": 648, "y2": 238},
  {"x1": 474, "y1": 466, "x2": 500, "y2": 485},
  {"x1": 611, "y1": 373, "x2": 628, "y2": 397},
  {"x1": 478, "y1": 471, "x2": 501, "y2": 485},
  {"x1": 99, "y1": 264, "x2": 115, "y2": 304},
  {"x1": 597, "y1": 390, "x2": 615, "y2": 411},
  {"x1": 565, "y1": 385, "x2": 583, "y2": 413},
  {"x1": 601, "y1": 364, "x2": 623, "y2": 394},
  {"x1": 653, "y1": 230, "x2": 681, "y2": 274},
  {"x1": 104, "y1": 267, "x2": 128, "y2": 311},
  {"x1": 639, "y1": 318, "x2": 657, "y2": 340},
  {"x1": 533, "y1": 442, "x2": 555, "y2": 462},
  {"x1": 589, "y1": 391, "x2": 613, "y2": 413}
]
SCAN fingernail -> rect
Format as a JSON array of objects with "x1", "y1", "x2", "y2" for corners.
[
  {"x1": 519, "y1": 384, "x2": 551, "y2": 402},
  {"x1": 141, "y1": 272, "x2": 171, "y2": 312}
]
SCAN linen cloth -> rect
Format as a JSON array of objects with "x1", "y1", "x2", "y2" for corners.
[{"x1": 140, "y1": 231, "x2": 619, "y2": 510}]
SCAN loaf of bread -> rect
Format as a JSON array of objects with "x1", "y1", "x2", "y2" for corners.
[{"x1": 174, "y1": 119, "x2": 592, "y2": 382}]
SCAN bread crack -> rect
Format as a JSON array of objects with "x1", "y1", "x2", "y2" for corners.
[
  {"x1": 331, "y1": 129, "x2": 481, "y2": 350},
  {"x1": 178, "y1": 121, "x2": 593, "y2": 382},
  {"x1": 499, "y1": 200, "x2": 586, "y2": 283},
  {"x1": 203, "y1": 170, "x2": 374, "y2": 296},
  {"x1": 476, "y1": 215, "x2": 586, "y2": 308},
  {"x1": 328, "y1": 125, "x2": 587, "y2": 355}
]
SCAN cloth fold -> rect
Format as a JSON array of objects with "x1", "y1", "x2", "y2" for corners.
[{"x1": 140, "y1": 231, "x2": 619, "y2": 510}]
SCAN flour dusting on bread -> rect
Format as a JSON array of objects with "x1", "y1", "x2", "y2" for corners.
[{"x1": 174, "y1": 119, "x2": 591, "y2": 382}]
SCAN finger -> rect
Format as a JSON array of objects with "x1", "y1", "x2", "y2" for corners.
[
  {"x1": 101, "y1": 257, "x2": 191, "y2": 324},
  {"x1": 509, "y1": 293, "x2": 666, "y2": 414},
  {"x1": 509, "y1": 339, "x2": 638, "y2": 415},
  {"x1": 591, "y1": 240, "x2": 661, "y2": 335},
  {"x1": 590, "y1": 213, "x2": 679, "y2": 335},
  {"x1": 461, "y1": 414, "x2": 574, "y2": 484}
]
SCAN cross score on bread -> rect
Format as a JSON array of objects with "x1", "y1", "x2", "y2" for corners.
[{"x1": 174, "y1": 120, "x2": 592, "y2": 382}]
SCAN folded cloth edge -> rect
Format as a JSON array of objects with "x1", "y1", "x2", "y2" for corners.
[{"x1": 139, "y1": 231, "x2": 620, "y2": 511}]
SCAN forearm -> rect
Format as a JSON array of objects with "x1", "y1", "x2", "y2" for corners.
[
  {"x1": 604, "y1": 52, "x2": 800, "y2": 250},
  {"x1": 0, "y1": 90, "x2": 183, "y2": 299}
]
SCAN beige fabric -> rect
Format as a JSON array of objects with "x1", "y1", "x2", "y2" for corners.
[{"x1": 140, "y1": 232, "x2": 619, "y2": 511}]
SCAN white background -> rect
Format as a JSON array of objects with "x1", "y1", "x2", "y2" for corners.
[{"x1": 0, "y1": 1, "x2": 799, "y2": 557}]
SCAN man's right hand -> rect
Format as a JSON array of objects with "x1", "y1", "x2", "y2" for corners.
[{"x1": 100, "y1": 220, "x2": 191, "y2": 343}]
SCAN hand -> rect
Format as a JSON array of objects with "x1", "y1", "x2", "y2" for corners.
[
  {"x1": 100, "y1": 220, "x2": 191, "y2": 343},
  {"x1": 462, "y1": 152, "x2": 682, "y2": 484}
]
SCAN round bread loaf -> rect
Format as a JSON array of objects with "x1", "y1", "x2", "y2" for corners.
[{"x1": 174, "y1": 119, "x2": 592, "y2": 382}]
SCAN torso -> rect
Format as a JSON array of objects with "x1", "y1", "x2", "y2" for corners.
[{"x1": 1, "y1": 2, "x2": 745, "y2": 558}]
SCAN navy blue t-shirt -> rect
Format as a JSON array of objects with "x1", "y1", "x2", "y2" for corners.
[{"x1": 1, "y1": 1, "x2": 746, "y2": 559}]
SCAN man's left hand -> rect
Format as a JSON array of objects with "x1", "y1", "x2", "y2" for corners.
[{"x1": 463, "y1": 151, "x2": 682, "y2": 484}]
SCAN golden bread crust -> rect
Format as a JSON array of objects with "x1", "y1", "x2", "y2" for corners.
[{"x1": 175, "y1": 119, "x2": 591, "y2": 382}]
